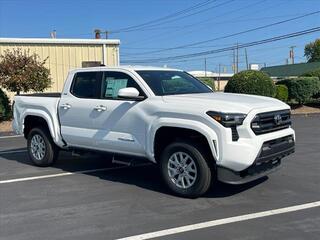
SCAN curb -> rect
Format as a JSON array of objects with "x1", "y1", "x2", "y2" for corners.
[
  {"x1": 291, "y1": 112, "x2": 320, "y2": 116},
  {"x1": 0, "y1": 131, "x2": 21, "y2": 138}
]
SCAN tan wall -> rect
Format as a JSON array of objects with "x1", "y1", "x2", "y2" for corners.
[
  {"x1": 105, "y1": 44, "x2": 119, "y2": 67},
  {"x1": 0, "y1": 43, "x2": 119, "y2": 99},
  {"x1": 215, "y1": 80, "x2": 228, "y2": 92}
]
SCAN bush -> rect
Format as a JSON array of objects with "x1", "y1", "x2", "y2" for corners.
[
  {"x1": 278, "y1": 77, "x2": 320, "y2": 104},
  {"x1": 301, "y1": 68, "x2": 320, "y2": 80},
  {"x1": 224, "y1": 70, "x2": 275, "y2": 97},
  {"x1": 300, "y1": 69, "x2": 320, "y2": 98},
  {"x1": 275, "y1": 84, "x2": 288, "y2": 102},
  {"x1": 0, "y1": 88, "x2": 11, "y2": 121}
]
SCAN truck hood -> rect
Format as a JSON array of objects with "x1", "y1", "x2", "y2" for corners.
[{"x1": 162, "y1": 92, "x2": 289, "y2": 114}]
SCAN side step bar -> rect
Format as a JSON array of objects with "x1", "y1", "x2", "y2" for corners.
[{"x1": 112, "y1": 155, "x2": 132, "y2": 166}]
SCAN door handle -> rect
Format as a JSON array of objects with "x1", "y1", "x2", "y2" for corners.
[
  {"x1": 94, "y1": 105, "x2": 107, "y2": 112},
  {"x1": 60, "y1": 103, "x2": 71, "y2": 110}
]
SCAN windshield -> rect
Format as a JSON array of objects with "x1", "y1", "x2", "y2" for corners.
[{"x1": 136, "y1": 70, "x2": 213, "y2": 96}]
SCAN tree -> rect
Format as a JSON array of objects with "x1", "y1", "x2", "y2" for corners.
[
  {"x1": 0, "y1": 88, "x2": 11, "y2": 121},
  {"x1": 0, "y1": 49, "x2": 51, "y2": 95},
  {"x1": 304, "y1": 39, "x2": 320, "y2": 63},
  {"x1": 224, "y1": 70, "x2": 276, "y2": 97}
]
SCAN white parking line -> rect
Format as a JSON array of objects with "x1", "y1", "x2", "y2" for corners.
[
  {"x1": 0, "y1": 164, "x2": 150, "y2": 184},
  {"x1": 0, "y1": 135, "x2": 23, "y2": 139},
  {"x1": 116, "y1": 201, "x2": 320, "y2": 240}
]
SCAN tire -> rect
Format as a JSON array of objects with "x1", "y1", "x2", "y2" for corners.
[
  {"x1": 159, "y1": 141, "x2": 212, "y2": 198},
  {"x1": 27, "y1": 127, "x2": 59, "y2": 167}
]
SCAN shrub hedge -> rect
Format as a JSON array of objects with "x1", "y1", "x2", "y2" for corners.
[
  {"x1": 301, "y1": 69, "x2": 320, "y2": 98},
  {"x1": 275, "y1": 84, "x2": 288, "y2": 102},
  {"x1": 224, "y1": 70, "x2": 276, "y2": 97},
  {"x1": 278, "y1": 77, "x2": 320, "y2": 104},
  {"x1": 0, "y1": 88, "x2": 11, "y2": 122},
  {"x1": 301, "y1": 68, "x2": 320, "y2": 80}
]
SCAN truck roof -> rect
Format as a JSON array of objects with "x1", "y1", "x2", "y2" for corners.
[{"x1": 70, "y1": 65, "x2": 183, "y2": 73}]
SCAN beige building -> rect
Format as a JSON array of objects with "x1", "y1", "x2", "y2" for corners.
[
  {"x1": 188, "y1": 71, "x2": 234, "y2": 91},
  {"x1": 0, "y1": 38, "x2": 120, "y2": 96}
]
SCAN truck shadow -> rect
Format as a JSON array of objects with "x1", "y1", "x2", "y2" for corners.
[{"x1": 1, "y1": 149, "x2": 267, "y2": 198}]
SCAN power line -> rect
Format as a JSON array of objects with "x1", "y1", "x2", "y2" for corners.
[
  {"x1": 110, "y1": 0, "x2": 217, "y2": 33},
  {"x1": 122, "y1": 43, "x2": 233, "y2": 50},
  {"x1": 121, "y1": 43, "x2": 235, "y2": 56},
  {"x1": 64, "y1": 0, "x2": 219, "y2": 37},
  {"x1": 127, "y1": 10, "x2": 320, "y2": 55},
  {"x1": 152, "y1": 46, "x2": 307, "y2": 70},
  {"x1": 122, "y1": 26, "x2": 320, "y2": 63},
  {"x1": 122, "y1": 12, "x2": 302, "y2": 33},
  {"x1": 55, "y1": 0, "x2": 276, "y2": 39},
  {"x1": 115, "y1": 0, "x2": 235, "y2": 33},
  {"x1": 121, "y1": 44, "x2": 303, "y2": 64},
  {"x1": 123, "y1": 0, "x2": 267, "y2": 46}
]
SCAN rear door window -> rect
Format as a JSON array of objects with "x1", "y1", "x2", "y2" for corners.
[{"x1": 71, "y1": 72, "x2": 102, "y2": 98}]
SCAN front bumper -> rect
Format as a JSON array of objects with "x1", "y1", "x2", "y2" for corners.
[{"x1": 217, "y1": 135, "x2": 295, "y2": 184}]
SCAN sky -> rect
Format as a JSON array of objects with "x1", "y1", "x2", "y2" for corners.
[{"x1": 0, "y1": 0, "x2": 320, "y2": 72}]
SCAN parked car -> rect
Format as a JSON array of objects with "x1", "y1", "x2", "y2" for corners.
[{"x1": 13, "y1": 66, "x2": 295, "y2": 198}]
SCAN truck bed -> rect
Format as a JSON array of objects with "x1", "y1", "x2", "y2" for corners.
[
  {"x1": 18, "y1": 92, "x2": 61, "y2": 98},
  {"x1": 13, "y1": 94, "x2": 62, "y2": 143}
]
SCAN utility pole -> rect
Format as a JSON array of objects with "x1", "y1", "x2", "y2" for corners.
[
  {"x1": 205, "y1": 58, "x2": 207, "y2": 77},
  {"x1": 218, "y1": 63, "x2": 221, "y2": 91},
  {"x1": 50, "y1": 30, "x2": 57, "y2": 38},
  {"x1": 236, "y1": 43, "x2": 239, "y2": 73},
  {"x1": 289, "y1": 46, "x2": 296, "y2": 64},
  {"x1": 245, "y1": 48, "x2": 249, "y2": 70},
  {"x1": 233, "y1": 49, "x2": 236, "y2": 74}
]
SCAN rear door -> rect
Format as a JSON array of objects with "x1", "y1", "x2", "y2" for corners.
[{"x1": 58, "y1": 71, "x2": 102, "y2": 148}]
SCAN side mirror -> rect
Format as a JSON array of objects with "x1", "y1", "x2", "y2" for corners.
[{"x1": 118, "y1": 87, "x2": 145, "y2": 100}]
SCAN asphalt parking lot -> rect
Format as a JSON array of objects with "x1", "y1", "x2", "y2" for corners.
[{"x1": 0, "y1": 114, "x2": 319, "y2": 240}]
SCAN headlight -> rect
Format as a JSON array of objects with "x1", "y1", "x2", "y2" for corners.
[{"x1": 206, "y1": 111, "x2": 247, "y2": 127}]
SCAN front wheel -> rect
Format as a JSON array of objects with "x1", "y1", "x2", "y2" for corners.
[
  {"x1": 27, "y1": 127, "x2": 59, "y2": 167},
  {"x1": 159, "y1": 141, "x2": 212, "y2": 198}
]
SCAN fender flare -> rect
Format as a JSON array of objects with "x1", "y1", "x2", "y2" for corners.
[
  {"x1": 21, "y1": 109, "x2": 64, "y2": 147},
  {"x1": 147, "y1": 118, "x2": 219, "y2": 163}
]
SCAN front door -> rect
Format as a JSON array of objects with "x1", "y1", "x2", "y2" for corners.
[{"x1": 92, "y1": 71, "x2": 147, "y2": 156}]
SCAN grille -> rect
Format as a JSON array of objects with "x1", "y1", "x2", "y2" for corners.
[
  {"x1": 231, "y1": 126, "x2": 239, "y2": 141},
  {"x1": 251, "y1": 110, "x2": 291, "y2": 135}
]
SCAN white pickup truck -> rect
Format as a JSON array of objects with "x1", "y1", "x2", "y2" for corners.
[{"x1": 13, "y1": 66, "x2": 295, "y2": 198}]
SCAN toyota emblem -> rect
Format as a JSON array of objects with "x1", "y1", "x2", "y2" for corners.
[{"x1": 274, "y1": 114, "x2": 282, "y2": 125}]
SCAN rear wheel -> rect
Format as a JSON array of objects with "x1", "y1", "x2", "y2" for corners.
[
  {"x1": 159, "y1": 141, "x2": 212, "y2": 198},
  {"x1": 27, "y1": 127, "x2": 59, "y2": 167}
]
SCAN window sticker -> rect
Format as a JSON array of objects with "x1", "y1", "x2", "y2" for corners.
[{"x1": 105, "y1": 78, "x2": 128, "y2": 98}]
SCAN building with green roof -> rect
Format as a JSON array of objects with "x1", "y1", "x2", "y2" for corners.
[{"x1": 261, "y1": 62, "x2": 320, "y2": 79}]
